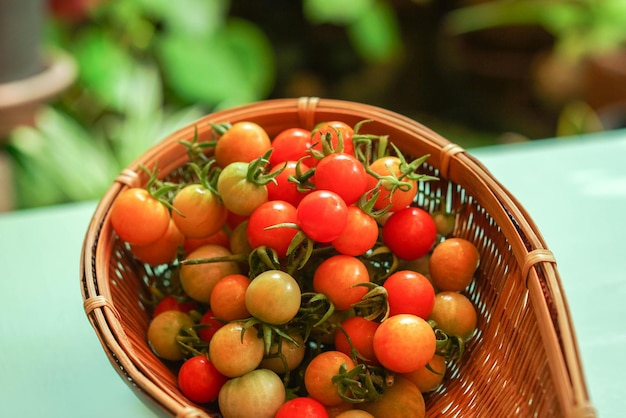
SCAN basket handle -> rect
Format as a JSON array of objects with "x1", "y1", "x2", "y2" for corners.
[{"x1": 446, "y1": 147, "x2": 596, "y2": 418}]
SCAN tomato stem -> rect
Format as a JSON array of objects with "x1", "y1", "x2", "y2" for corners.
[{"x1": 180, "y1": 254, "x2": 248, "y2": 265}]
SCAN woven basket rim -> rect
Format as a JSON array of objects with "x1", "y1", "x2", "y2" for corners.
[{"x1": 80, "y1": 97, "x2": 596, "y2": 418}]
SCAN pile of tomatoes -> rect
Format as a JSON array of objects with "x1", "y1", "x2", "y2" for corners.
[{"x1": 109, "y1": 119, "x2": 481, "y2": 418}]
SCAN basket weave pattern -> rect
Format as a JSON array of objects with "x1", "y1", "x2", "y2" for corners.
[{"x1": 81, "y1": 98, "x2": 596, "y2": 418}]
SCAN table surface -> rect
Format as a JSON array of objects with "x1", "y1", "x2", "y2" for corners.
[{"x1": 1, "y1": 129, "x2": 625, "y2": 417}]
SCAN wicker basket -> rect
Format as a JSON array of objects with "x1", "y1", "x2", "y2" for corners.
[{"x1": 81, "y1": 97, "x2": 596, "y2": 418}]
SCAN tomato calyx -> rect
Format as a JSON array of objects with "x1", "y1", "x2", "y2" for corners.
[
  {"x1": 354, "y1": 185, "x2": 394, "y2": 220},
  {"x1": 246, "y1": 149, "x2": 284, "y2": 186},
  {"x1": 361, "y1": 245, "x2": 400, "y2": 283},
  {"x1": 352, "y1": 120, "x2": 390, "y2": 166},
  {"x1": 332, "y1": 362, "x2": 385, "y2": 403},
  {"x1": 309, "y1": 125, "x2": 350, "y2": 161},
  {"x1": 286, "y1": 159, "x2": 316, "y2": 193},
  {"x1": 138, "y1": 164, "x2": 180, "y2": 214},
  {"x1": 176, "y1": 323, "x2": 210, "y2": 357},
  {"x1": 350, "y1": 283, "x2": 390, "y2": 322},
  {"x1": 240, "y1": 317, "x2": 300, "y2": 355},
  {"x1": 185, "y1": 158, "x2": 221, "y2": 195},
  {"x1": 294, "y1": 292, "x2": 336, "y2": 339},
  {"x1": 248, "y1": 245, "x2": 282, "y2": 276},
  {"x1": 430, "y1": 320, "x2": 466, "y2": 361},
  {"x1": 179, "y1": 125, "x2": 218, "y2": 163}
]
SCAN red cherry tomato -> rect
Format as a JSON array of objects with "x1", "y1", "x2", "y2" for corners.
[
  {"x1": 383, "y1": 270, "x2": 435, "y2": 319},
  {"x1": 314, "y1": 153, "x2": 367, "y2": 205},
  {"x1": 275, "y1": 396, "x2": 329, "y2": 418},
  {"x1": 297, "y1": 190, "x2": 348, "y2": 243},
  {"x1": 334, "y1": 316, "x2": 380, "y2": 366},
  {"x1": 152, "y1": 295, "x2": 197, "y2": 319},
  {"x1": 266, "y1": 160, "x2": 310, "y2": 207},
  {"x1": 178, "y1": 355, "x2": 228, "y2": 404},
  {"x1": 247, "y1": 200, "x2": 299, "y2": 258},
  {"x1": 331, "y1": 206, "x2": 379, "y2": 256},
  {"x1": 197, "y1": 310, "x2": 225, "y2": 343},
  {"x1": 382, "y1": 207, "x2": 437, "y2": 260},
  {"x1": 270, "y1": 127, "x2": 313, "y2": 166}
]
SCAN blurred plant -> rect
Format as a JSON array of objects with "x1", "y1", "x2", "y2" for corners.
[
  {"x1": 8, "y1": 0, "x2": 275, "y2": 208},
  {"x1": 443, "y1": 0, "x2": 626, "y2": 135},
  {"x1": 444, "y1": 0, "x2": 626, "y2": 65},
  {"x1": 7, "y1": 0, "x2": 406, "y2": 209},
  {"x1": 302, "y1": 0, "x2": 403, "y2": 62},
  {"x1": 7, "y1": 67, "x2": 205, "y2": 208}
]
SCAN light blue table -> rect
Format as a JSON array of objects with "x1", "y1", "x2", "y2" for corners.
[{"x1": 1, "y1": 129, "x2": 624, "y2": 417}]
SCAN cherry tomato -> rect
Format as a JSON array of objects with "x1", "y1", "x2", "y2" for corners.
[
  {"x1": 431, "y1": 210, "x2": 456, "y2": 237},
  {"x1": 260, "y1": 333, "x2": 306, "y2": 374},
  {"x1": 297, "y1": 190, "x2": 348, "y2": 243},
  {"x1": 373, "y1": 314, "x2": 436, "y2": 373},
  {"x1": 110, "y1": 187, "x2": 170, "y2": 246},
  {"x1": 152, "y1": 295, "x2": 196, "y2": 318},
  {"x1": 180, "y1": 244, "x2": 240, "y2": 304},
  {"x1": 429, "y1": 237, "x2": 480, "y2": 292},
  {"x1": 357, "y1": 376, "x2": 425, "y2": 418},
  {"x1": 245, "y1": 270, "x2": 301, "y2": 325},
  {"x1": 383, "y1": 270, "x2": 435, "y2": 319},
  {"x1": 313, "y1": 255, "x2": 370, "y2": 311},
  {"x1": 178, "y1": 355, "x2": 228, "y2": 404},
  {"x1": 209, "y1": 274, "x2": 251, "y2": 322},
  {"x1": 146, "y1": 310, "x2": 194, "y2": 361},
  {"x1": 401, "y1": 354, "x2": 447, "y2": 393},
  {"x1": 325, "y1": 402, "x2": 354, "y2": 417},
  {"x1": 382, "y1": 207, "x2": 437, "y2": 260},
  {"x1": 215, "y1": 121, "x2": 271, "y2": 167},
  {"x1": 334, "y1": 316, "x2": 380, "y2": 366},
  {"x1": 310, "y1": 121, "x2": 355, "y2": 165},
  {"x1": 366, "y1": 156, "x2": 418, "y2": 212},
  {"x1": 304, "y1": 350, "x2": 356, "y2": 406},
  {"x1": 331, "y1": 206, "x2": 379, "y2": 256},
  {"x1": 197, "y1": 310, "x2": 224, "y2": 343},
  {"x1": 217, "y1": 161, "x2": 269, "y2": 216},
  {"x1": 314, "y1": 153, "x2": 367, "y2": 205},
  {"x1": 229, "y1": 220, "x2": 252, "y2": 257},
  {"x1": 226, "y1": 210, "x2": 249, "y2": 230},
  {"x1": 183, "y1": 228, "x2": 230, "y2": 255},
  {"x1": 275, "y1": 397, "x2": 329, "y2": 418},
  {"x1": 218, "y1": 369, "x2": 286, "y2": 418},
  {"x1": 269, "y1": 127, "x2": 313, "y2": 166},
  {"x1": 171, "y1": 183, "x2": 227, "y2": 239},
  {"x1": 208, "y1": 321, "x2": 265, "y2": 378},
  {"x1": 130, "y1": 217, "x2": 185, "y2": 265},
  {"x1": 429, "y1": 291, "x2": 477, "y2": 341},
  {"x1": 266, "y1": 160, "x2": 310, "y2": 207},
  {"x1": 246, "y1": 200, "x2": 299, "y2": 258}
]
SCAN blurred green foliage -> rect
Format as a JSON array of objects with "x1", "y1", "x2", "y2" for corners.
[
  {"x1": 7, "y1": 0, "x2": 404, "y2": 209},
  {"x1": 445, "y1": 0, "x2": 626, "y2": 64}
]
